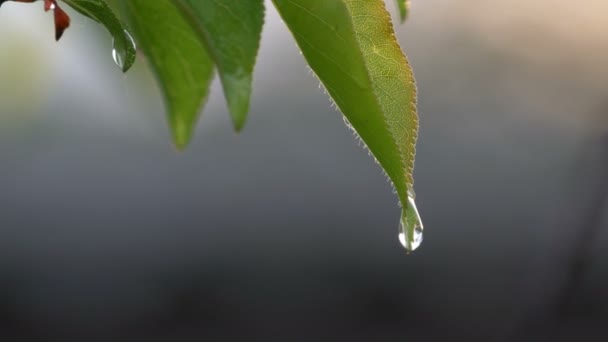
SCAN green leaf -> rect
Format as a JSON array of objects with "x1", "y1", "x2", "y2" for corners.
[
  {"x1": 124, "y1": 0, "x2": 214, "y2": 149},
  {"x1": 395, "y1": 0, "x2": 410, "y2": 23},
  {"x1": 171, "y1": 0, "x2": 265, "y2": 131},
  {"x1": 62, "y1": 0, "x2": 136, "y2": 72},
  {"x1": 272, "y1": 0, "x2": 421, "y2": 250}
]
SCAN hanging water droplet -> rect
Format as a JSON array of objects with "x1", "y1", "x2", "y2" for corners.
[
  {"x1": 398, "y1": 189, "x2": 424, "y2": 252},
  {"x1": 112, "y1": 30, "x2": 136, "y2": 72}
]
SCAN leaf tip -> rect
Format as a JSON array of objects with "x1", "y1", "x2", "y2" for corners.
[
  {"x1": 173, "y1": 137, "x2": 190, "y2": 151},
  {"x1": 171, "y1": 119, "x2": 194, "y2": 151},
  {"x1": 121, "y1": 62, "x2": 134, "y2": 73},
  {"x1": 231, "y1": 117, "x2": 247, "y2": 133},
  {"x1": 397, "y1": 0, "x2": 410, "y2": 24},
  {"x1": 222, "y1": 79, "x2": 251, "y2": 134},
  {"x1": 173, "y1": 140, "x2": 189, "y2": 152}
]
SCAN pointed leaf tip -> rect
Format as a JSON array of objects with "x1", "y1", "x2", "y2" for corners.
[
  {"x1": 172, "y1": 0, "x2": 264, "y2": 132},
  {"x1": 126, "y1": 0, "x2": 214, "y2": 150},
  {"x1": 171, "y1": 118, "x2": 190, "y2": 150},
  {"x1": 273, "y1": 0, "x2": 420, "y2": 245},
  {"x1": 396, "y1": 0, "x2": 410, "y2": 23},
  {"x1": 224, "y1": 74, "x2": 252, "y2": 132}
]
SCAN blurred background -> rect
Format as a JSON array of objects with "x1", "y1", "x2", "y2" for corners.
[{"x1": 0, "y1": 0, "x2": 607, "y2": 341}]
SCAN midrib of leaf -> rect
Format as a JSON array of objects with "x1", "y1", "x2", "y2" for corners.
[
  {"x1": 289, "y1": 30, "x2": 366, "y2": 89},
  {"x1": 273, "y1": 0, "x2": 415, "y2": 208}
]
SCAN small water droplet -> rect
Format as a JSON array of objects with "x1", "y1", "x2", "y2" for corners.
[
  {"x1": 112, "y1": 30, "x2": 136, "y2": 72},
  {"x1": 398, "y1": 189, "x2": 424, "y2": 252}
]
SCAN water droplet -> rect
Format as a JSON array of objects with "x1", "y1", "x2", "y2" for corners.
[
  {"x1": 112, "y1": 30, "x2": 136, "y2": 72},
  {"x1": 398, "y1": 189, "x2": 424, "y2": 252}
]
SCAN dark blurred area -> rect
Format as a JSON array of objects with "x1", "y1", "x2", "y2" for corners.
[{"x1": 0, "y1": 0, "x2": 607, "y2": 341}]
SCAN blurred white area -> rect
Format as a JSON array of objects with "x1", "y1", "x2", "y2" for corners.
[
  {"x1": 0, "y1": 3, "x2": 53, "y2": 118},
  {"x1": 404, "y1": 0, "x2": 608, "y2": 132}
]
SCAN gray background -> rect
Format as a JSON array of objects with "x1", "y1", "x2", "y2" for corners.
[{"x1": 0, "y1": 0, "x2": 606, "y2": 340}]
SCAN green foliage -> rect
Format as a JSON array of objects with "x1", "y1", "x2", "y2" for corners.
[
  {"x1": 172, "y1": 0, "x2": 265, "y2": 131},
  {"x1": 1, "y1": 0, "x2": 423, "y2": 250},
  {"x1": 396, "y1": 0, "x2": 410, "y2": 23},
  {"x1": 125, "y1": 0, "x2": 214, "y2": 149},
  {"x1": 272, "y1": 0, "x2": 419, "y2": 249}
]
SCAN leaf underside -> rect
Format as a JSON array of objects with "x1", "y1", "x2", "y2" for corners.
[
  {"x1": 272, "y1": 0, "x2": 418, "y2": 215},
  {"x1": 396, "y1": 0, "x2": 410, "y2": 23}
]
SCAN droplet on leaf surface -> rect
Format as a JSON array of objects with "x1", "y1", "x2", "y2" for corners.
[
  {"x1": 398, "y1": 189, "x2": 424, "y2": 252},
  {"x1": 112, "y1": 30, "x2": 136, "y2": 72}
]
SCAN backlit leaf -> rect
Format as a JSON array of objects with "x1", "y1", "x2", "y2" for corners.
[{"x1": 272, "y1": 0, "x2": 421, "y2": 250}]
